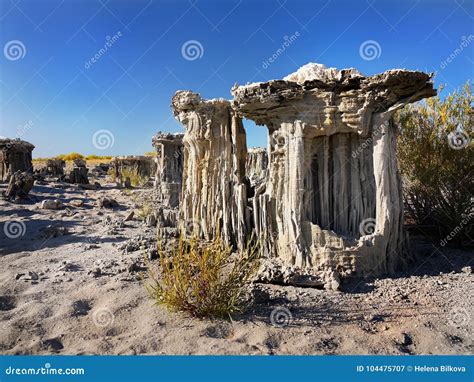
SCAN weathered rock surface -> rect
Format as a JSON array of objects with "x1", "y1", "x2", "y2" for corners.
[
  {"x1": 40, "y1": 199, "x2": 63, "y2": 210},
  {"x1": 45, "y1": 159, "x2": 65, "y2": 176},
  {"x1": 246, "y1": 147, "x2": 268, "y2": 188},
  {"x1": 96, "y1": 197, "x2": 119, "y2": 209},
  {"x1": 4, "y1": 171, "x2": 34, "y2": 200},
  {"x1": 67, "y1": 167, "x2": 89, "y2": 184},
  {"x1": 172, "y1": 90, "x2": 250, "y2": 247},
  {"x1": 0, "y1": 138, "x2": 34, "y2": 182},
  {"x1": 152, "y1": 132, "x2": 184, "y2": 208},
  {"x1": 232, "y1": 63, "x2": 436, "y2": 282}
]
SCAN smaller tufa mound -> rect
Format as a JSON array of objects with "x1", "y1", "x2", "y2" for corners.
[
  {"x1": 0, "y1": 138, "x2": 34, "y2": 182},
  {"x1": 152, "y1": 131, "x2": 184, "y2": 210}
]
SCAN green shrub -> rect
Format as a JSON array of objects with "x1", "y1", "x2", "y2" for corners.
[
  {"x1": 120, "y1": 168, "x2": 149, "y2": 187},
  {"x1": 395, "y1": 82, "x2": 473, "y2": 246},
  {"x1": 146, "y1": 234, "x2": 260, "y2": 318}
]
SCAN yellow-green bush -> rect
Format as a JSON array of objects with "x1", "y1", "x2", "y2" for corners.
[
  {"x1": 85, "y1": 154, "x2": 112, "y2": 160},
  {"x1": 146, "y1": 235, "x2": 260, "y2": 318},
  {"x1": 395, "y1": 82, "x2": 473, "y2": 246},
  {"x1": 55, "y1": 152, "x2": 84, "y2": 161}
]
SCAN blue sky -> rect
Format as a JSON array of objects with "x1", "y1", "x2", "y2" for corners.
[{"x1": 0, "y1": 0, "x2": 473, "y2": 157}]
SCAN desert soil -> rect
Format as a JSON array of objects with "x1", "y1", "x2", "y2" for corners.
[{"x1": 0, "y1": 177, "x2": 472, "y2": 355}]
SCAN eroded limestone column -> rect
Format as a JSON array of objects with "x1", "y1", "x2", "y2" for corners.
[
  {"x1": 152, "y1": 132, "x2": 184, "y2": 208},
  {"x1": 172, "y1": 91, "x2": 250, "y2": 248}
]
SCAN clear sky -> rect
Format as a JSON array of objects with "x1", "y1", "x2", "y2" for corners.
[{"x1": 0, "y1": 0, "x2": 473, "y2": 157}]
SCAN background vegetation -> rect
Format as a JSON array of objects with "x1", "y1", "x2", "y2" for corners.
[{"x1": 395, "y1": 82, "x2": 473, "y2": 247}]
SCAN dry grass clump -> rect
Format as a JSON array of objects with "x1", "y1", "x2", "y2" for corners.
[
  {"x1": 146, "y1": 234, "x2": 260, "y2": 318},
  {"x1": 136, "y1": 200, "x2": 154, "y2": 220}
]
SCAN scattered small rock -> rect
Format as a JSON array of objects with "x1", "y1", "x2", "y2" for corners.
[
  {"x1": 28, "y1": 271, "x2": 39, "y2": 281},
  {"x1": 0, "y1": 296, "x2": 16, "y2": 311},
  {"x1": 97, "y1": 197, "x2": 119, "y2": 209},
  {"x1": 40, "y1": 224, "x2": 68, "y2": 238},
  {"x1": 90, "y1": 268, "x2": 102, "y2": 278},
  {"x1": 128, "y1": 261, "x2": 142, "y2": 273},
  {"x1": 204, "y1": 323, "x2": 232, "y2": 339},
  {"x1": 123, "y1": 210, "x2": 134, "y2": 222},
  {"x1": 40, "y1": 199, "x2": 63, "y2": 210},
  {"x1": 57, "y1": 262, "x2": 80, "y2": 272},
  {"x1": 71, "y1": 299, "x2": 92, "y2": 316},
  {"x1": 69, "y1": 199, "x2": 84, "y2": 207},
  {"x1": 41, "y1": 338, "x2": 64, "y2": 352}
]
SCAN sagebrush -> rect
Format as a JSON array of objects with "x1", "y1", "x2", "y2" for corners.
[{"x1": 146, "y1": 234, "x2": 260, "y2": 318}]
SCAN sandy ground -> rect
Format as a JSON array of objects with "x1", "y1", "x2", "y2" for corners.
[{"x1": 0, "y1": 178, "x2": 472, "y2": 355}]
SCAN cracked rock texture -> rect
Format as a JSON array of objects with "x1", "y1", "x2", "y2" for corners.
[
  {"x1": 172, "y1": 91, "x2": 250, "y2": 248},
  {"x1": 231, "y1": 63, "x2": 436, "y2": 283},
  {"x1": 246, "y1": 147, "x2": 268, "y2": 188},
  {"x1": 0, "y1": 138, "x2": 34, "y2": 182}
]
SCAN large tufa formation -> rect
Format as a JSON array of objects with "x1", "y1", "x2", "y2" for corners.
[
  {"x1": 0, "y1": 138, "x2": 34, "y2": 182},
  {"x1": 232, "y1": 63, "x2": 436, "y2": 284},
  {"x1": 152, "y1": 132, "x2": 184, "y2": 208},
  {"x1": 172, "y1": 91, "x2": 250, "y2": 247}
]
